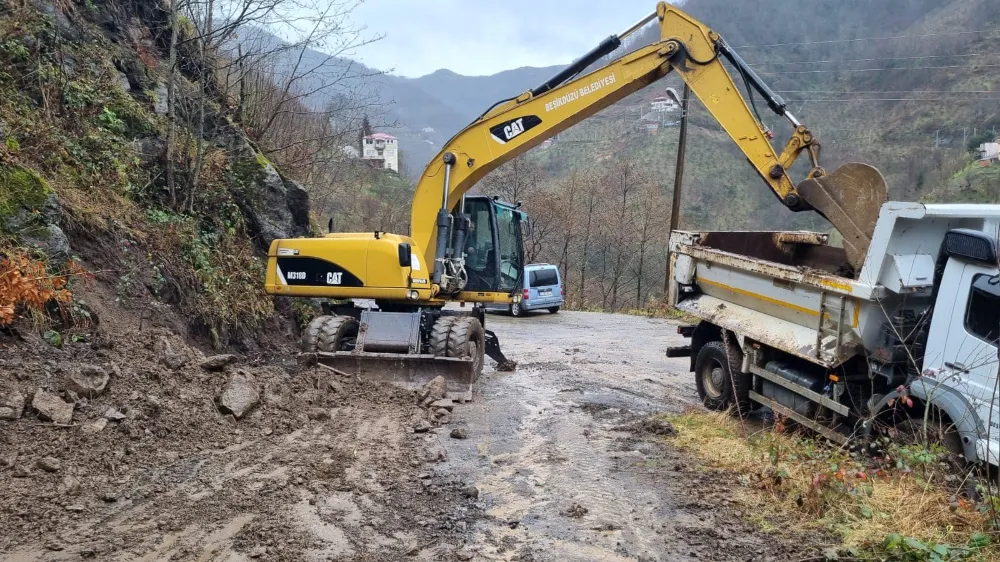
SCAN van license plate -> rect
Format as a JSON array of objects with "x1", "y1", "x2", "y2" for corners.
[{"x1": 540, "y1": 289, "x2": 552, "y2": 296}]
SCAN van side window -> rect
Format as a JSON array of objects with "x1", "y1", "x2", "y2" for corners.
[{"x1": 965, "y1": 273, "x2": 1000, "y2": 344}]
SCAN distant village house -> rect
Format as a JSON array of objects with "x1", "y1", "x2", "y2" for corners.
[{"x1": 362, "y1": 132, "x2": 399, "y2": 172}]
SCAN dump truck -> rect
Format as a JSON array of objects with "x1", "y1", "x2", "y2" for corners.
[{"x1": 668, "y1": 202, "x2": 1000, "y2": 466}]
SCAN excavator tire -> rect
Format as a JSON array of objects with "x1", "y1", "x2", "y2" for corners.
[
  {"x1": 316, "y1": 316, "x2": 359, "y2": 353},
  {"x1": 302, "y1": 315, "x2": 337, "y2": 352},
  {"x1": 428, "y1": 316, "x2": 458, "y2": 357},
  {"x1": 447, "y1": 317, "x2": 485, "y2": 376}
]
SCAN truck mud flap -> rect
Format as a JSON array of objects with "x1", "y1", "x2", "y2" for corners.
[{"x1": 316, "y1": 351, "x2": 476, "y2": 401}]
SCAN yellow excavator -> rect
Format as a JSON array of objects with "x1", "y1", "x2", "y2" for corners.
[{"x1": 264, "y1": 2, "x2": 888, "y2": 398}]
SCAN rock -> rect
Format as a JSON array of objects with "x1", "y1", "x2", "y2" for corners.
[
  {"x1": 430, "y1": 398, "x2": 455, "y2": 412},
  {"x1": 12, "y1": 464, "x2": 31, "y2": 478},
  {"x1": 0, "y1": 455, "x2": 14, "y2": 468},
  {"x1": 155, "y1": 337, "x2": 188, "y2": 370},
  {"x1": 427, "y1": 447, "x2": 447, "y2": 463},
  {"x1": 420, "y1": 376, "x2": 448, "y2": 403},
  {"x1": 200, "y1": 354, "x2": 237, "y2": 371},
  {"x1": 413, "y1": 421, "x2": 432, "y2": 433},
  {"x1": 450, "y1": 428, "x2": 468, "y2": 440},
  {"x1": 103, "y1": 408, "x2": 126, "y2": 421},
  {"x1": 249, "y1": 546, "x2": 267, "y2": 558},
  {"x1": 461, "y1": 485, "x2": 479, "y2": 499},
  {"x1": 0, "y1": 389, "x2": 25, "y2": 420},
  {"x1": 65, "y1": 365, "x2": 109, "y2": 399},
  {"x1": 563, "y1": 503, "x2": 588, "y2": 518},
  {"x1": 115, "y1": 72, "x2": 132, "y2": 92},
  {"x1": 101, "y1": 492, "x2": 118, "y2": 502},
  {"x1": 82, "y1": 418, "x2": 108, "y2": 435},
  {"x1": 132, "y1": 137, "x2": 164, "y2": 166},
  {"x1": 65, "y1": 504, "x2": 85, "y2": 512},
  {"x1": 217, "y1": 373, "x2": 259, "y2": 420},
  {"x1": 264, "y1": 382, "x2": 292, "y2": 410},
  {"x1": 153, "y1": 83, "x2": 169, "y2": 115},
  {"x1": 307, "y1": 408, "x2": 330, "y2": 421},
  {"x1": 59, "y1": 475, "x2": 82, "y2": 496},
  {"x1": 37, "y1": 457, "x2": 62, "y2": 472},
  {"x1": 32, "y1": 390, "x2": 74, "y2": 424},
  {"x1": 433, "y1": 409, "x2": 452, "y2": 425},
  {"x1": 21, "y1": 224, "x2": 72, "y2": 266},
  {"x1": 326, "y1": 379, "x2": 343, "y2": 394},
  {"x1": 456, "y1": 548, "x2": 475, "y2": 561},
  {"x1": 233, "y1": 159, "x2": 310, "y2": 252}
]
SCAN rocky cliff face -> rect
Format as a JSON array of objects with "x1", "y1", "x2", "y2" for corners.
[{"x1": 0, "y1": 0, "x2": 313, "y2": 345}]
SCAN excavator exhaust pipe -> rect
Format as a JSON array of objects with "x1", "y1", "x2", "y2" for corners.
[{"x1": 796, "y1": 163, "x2": 888, "y2": 272}]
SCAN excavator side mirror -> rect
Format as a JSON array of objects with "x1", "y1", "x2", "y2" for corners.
[
  {"x1": 398, "y1": 243, "x2": 412, "y2": 267},
  {"x1": 328, "y1": 217, "x2": 335, "y2": 234}
]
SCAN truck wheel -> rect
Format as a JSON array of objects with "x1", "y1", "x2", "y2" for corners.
[
  {"x1": 447, "y1": 317, "x2": 486, "y2": 376},
  {"x1": 428, "y1": 316, "x2": 458, "y2": 357},
  {"x1": 509, "y1": 302, "x2": 523, "y2": 317},
  {"x1": 302, "y1": 315, "x2": 336, "y2": 352},
  {"x1": 893, "y1": 417, "x2": 963, "y2": 465},
  {"x1": 316, "y1": 316, "x2": 359, "y2": 353},
  {"x1": 694, "y1": 340, "x2": 751, "y2": 416}
]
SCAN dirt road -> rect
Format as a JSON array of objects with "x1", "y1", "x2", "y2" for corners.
[{"x1": 1, "y1": 307, "x2": 811, "y2": 561}]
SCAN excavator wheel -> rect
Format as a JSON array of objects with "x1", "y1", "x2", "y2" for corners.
[
  {"x1": 428, "y1": 316, "x2": 459, "y2": 357},
  {"x1": 302, "y1": 315, "x2": 336, "y2": 352},
  {"x1": 316, "y1": 316, "x2": 359, "y2": 353},
  {"x1": 447, "y1": 317, "x2": 486, "y2": 376}
]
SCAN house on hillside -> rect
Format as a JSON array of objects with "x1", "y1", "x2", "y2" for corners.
[
  {"x1": 650, "y1": 95, "x2": 679, "y2": 113},
  {"x1": 362, "y1": 132, "x2": 399, "y2": 172},
  {"x1": 978, "y1": 141, "x2": 999, "y2": 163}
]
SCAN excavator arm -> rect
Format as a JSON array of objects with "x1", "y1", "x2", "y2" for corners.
[{"x1": 412, "y1": 1, "x2": 887, "y2": 286}]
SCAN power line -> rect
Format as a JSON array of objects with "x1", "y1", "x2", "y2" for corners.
[
  {"x1": 786, "y1": 97, "x2": 1000, "y2": 102},
  {"x1": 745, "y1": 53, "x2": 985, "y2": 66},
  {"x1": 733, "y1": 28, "x2": 1000, "y2": 49},
  {"x1": 774, "y1": 90, "x2": 997, "y2": 94},
  {"x1": 758, "y1": 63, "x2": 1000, "y2": 75}
]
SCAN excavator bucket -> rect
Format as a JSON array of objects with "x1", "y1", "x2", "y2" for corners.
[{"x1": 796, "y1": 163, "x2": 888, "y2": 272}]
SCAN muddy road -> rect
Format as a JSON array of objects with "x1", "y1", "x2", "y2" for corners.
[
  {"x1": 1, "y1": 307, "x2": 813, "y2": 561},
  {"x1": 432, "y1": 310, "x2": 808, "y2": 561}
]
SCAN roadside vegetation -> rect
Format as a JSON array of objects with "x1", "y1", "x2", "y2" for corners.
[{"x1": 665, "y1": 409, "x2": 1000, "y2": 560}]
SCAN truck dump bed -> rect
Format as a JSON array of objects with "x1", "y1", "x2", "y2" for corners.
[{"x1": 668, "y1": 202, "x2": 998, "y2": 367}]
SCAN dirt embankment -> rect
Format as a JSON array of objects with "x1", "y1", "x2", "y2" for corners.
[{"x1": 0, "y1": 287, "x2": 480, "y2": 561}]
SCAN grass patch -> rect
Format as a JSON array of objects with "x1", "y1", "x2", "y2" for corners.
[{"x1": 664, "y1": 409, "x2": 999, "y2": 560}]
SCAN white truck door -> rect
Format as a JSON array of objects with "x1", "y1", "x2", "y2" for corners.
[{"x1": 938, "y1": 263, "x2": 1000, "y2": 462}]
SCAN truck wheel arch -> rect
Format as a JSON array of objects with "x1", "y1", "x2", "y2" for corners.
[
  {"x1": 689, "y1": 321, "x2": 723, "y2": 372},
  {"x1": 868, "y1": 382, "x2": 983, "y2": 464}
]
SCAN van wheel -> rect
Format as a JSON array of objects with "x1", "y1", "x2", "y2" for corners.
[
  {"x1": 509, "y1": 302, "x2": 523, "y2": 317},
  {"x1": 694, "y1": 340, "x2": 751, "y2": 416},
  {"x1": 548, "y1": 307, "x2": 560, "y2": 314}
]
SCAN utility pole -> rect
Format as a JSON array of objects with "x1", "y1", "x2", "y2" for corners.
[{"x1": 664, "y1": 83, "x2": 689, "y2": 294}]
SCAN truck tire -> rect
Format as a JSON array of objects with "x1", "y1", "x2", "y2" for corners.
[
  {"x1": 316, "y1": 316, "x2": 359, "y2": 353},
  {"x1": 694, "y1": 340, "x2": 751, "y2": 416},
  {"x1": 302, "y1": 315, "x2": 336, "y2": 352},
  {"x1": 428, "y1": 316, "x2": 458, "y2": 357},
  {"x1": 893, "y1": 416, "x2": 963, "y2": 466},
  {"x1": 447, "y1": 317, "x2": 486, "y2": 376}
]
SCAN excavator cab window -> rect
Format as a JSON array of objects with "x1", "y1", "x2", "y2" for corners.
[{"x1": 459, "y1": 196, "x2": 525, "y2": 293}]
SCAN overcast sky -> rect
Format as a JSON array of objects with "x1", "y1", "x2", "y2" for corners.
[{"x1": 346, "y1": 1, "x2": 657, "y2": 78}]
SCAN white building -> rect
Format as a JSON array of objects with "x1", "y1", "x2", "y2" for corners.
[
  {"x1": 979, "y1": 142, "x2": 999, "y2": 162},
  {"x1": 650, "y1": 95, "x2": 679, "y2": 113},
  {"x1": 342, "y1": 145, "x2": 360, "y2": 159},
  {"x1": 362, "y1": 132, "x2": 399, "y2": 172}
]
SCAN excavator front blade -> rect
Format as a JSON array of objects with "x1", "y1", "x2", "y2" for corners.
[
  {"x1": 796, "y1": 163, "x2": 888, "y2": 272},
  {"x1": 316, "y1": 351, "x2": 477, "y2": 401}
]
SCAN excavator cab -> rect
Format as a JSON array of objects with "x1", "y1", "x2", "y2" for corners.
[{"x1": 457, "y1": 196, "x2": 526, "y2": 294}]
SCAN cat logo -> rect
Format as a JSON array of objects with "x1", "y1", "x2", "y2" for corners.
[
  {"x1": 326, "y1": 272, "x2": 343, "y2": 285},
  {"x1": 489, "y1": 115, "x2": 542, "y2": 144}
]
